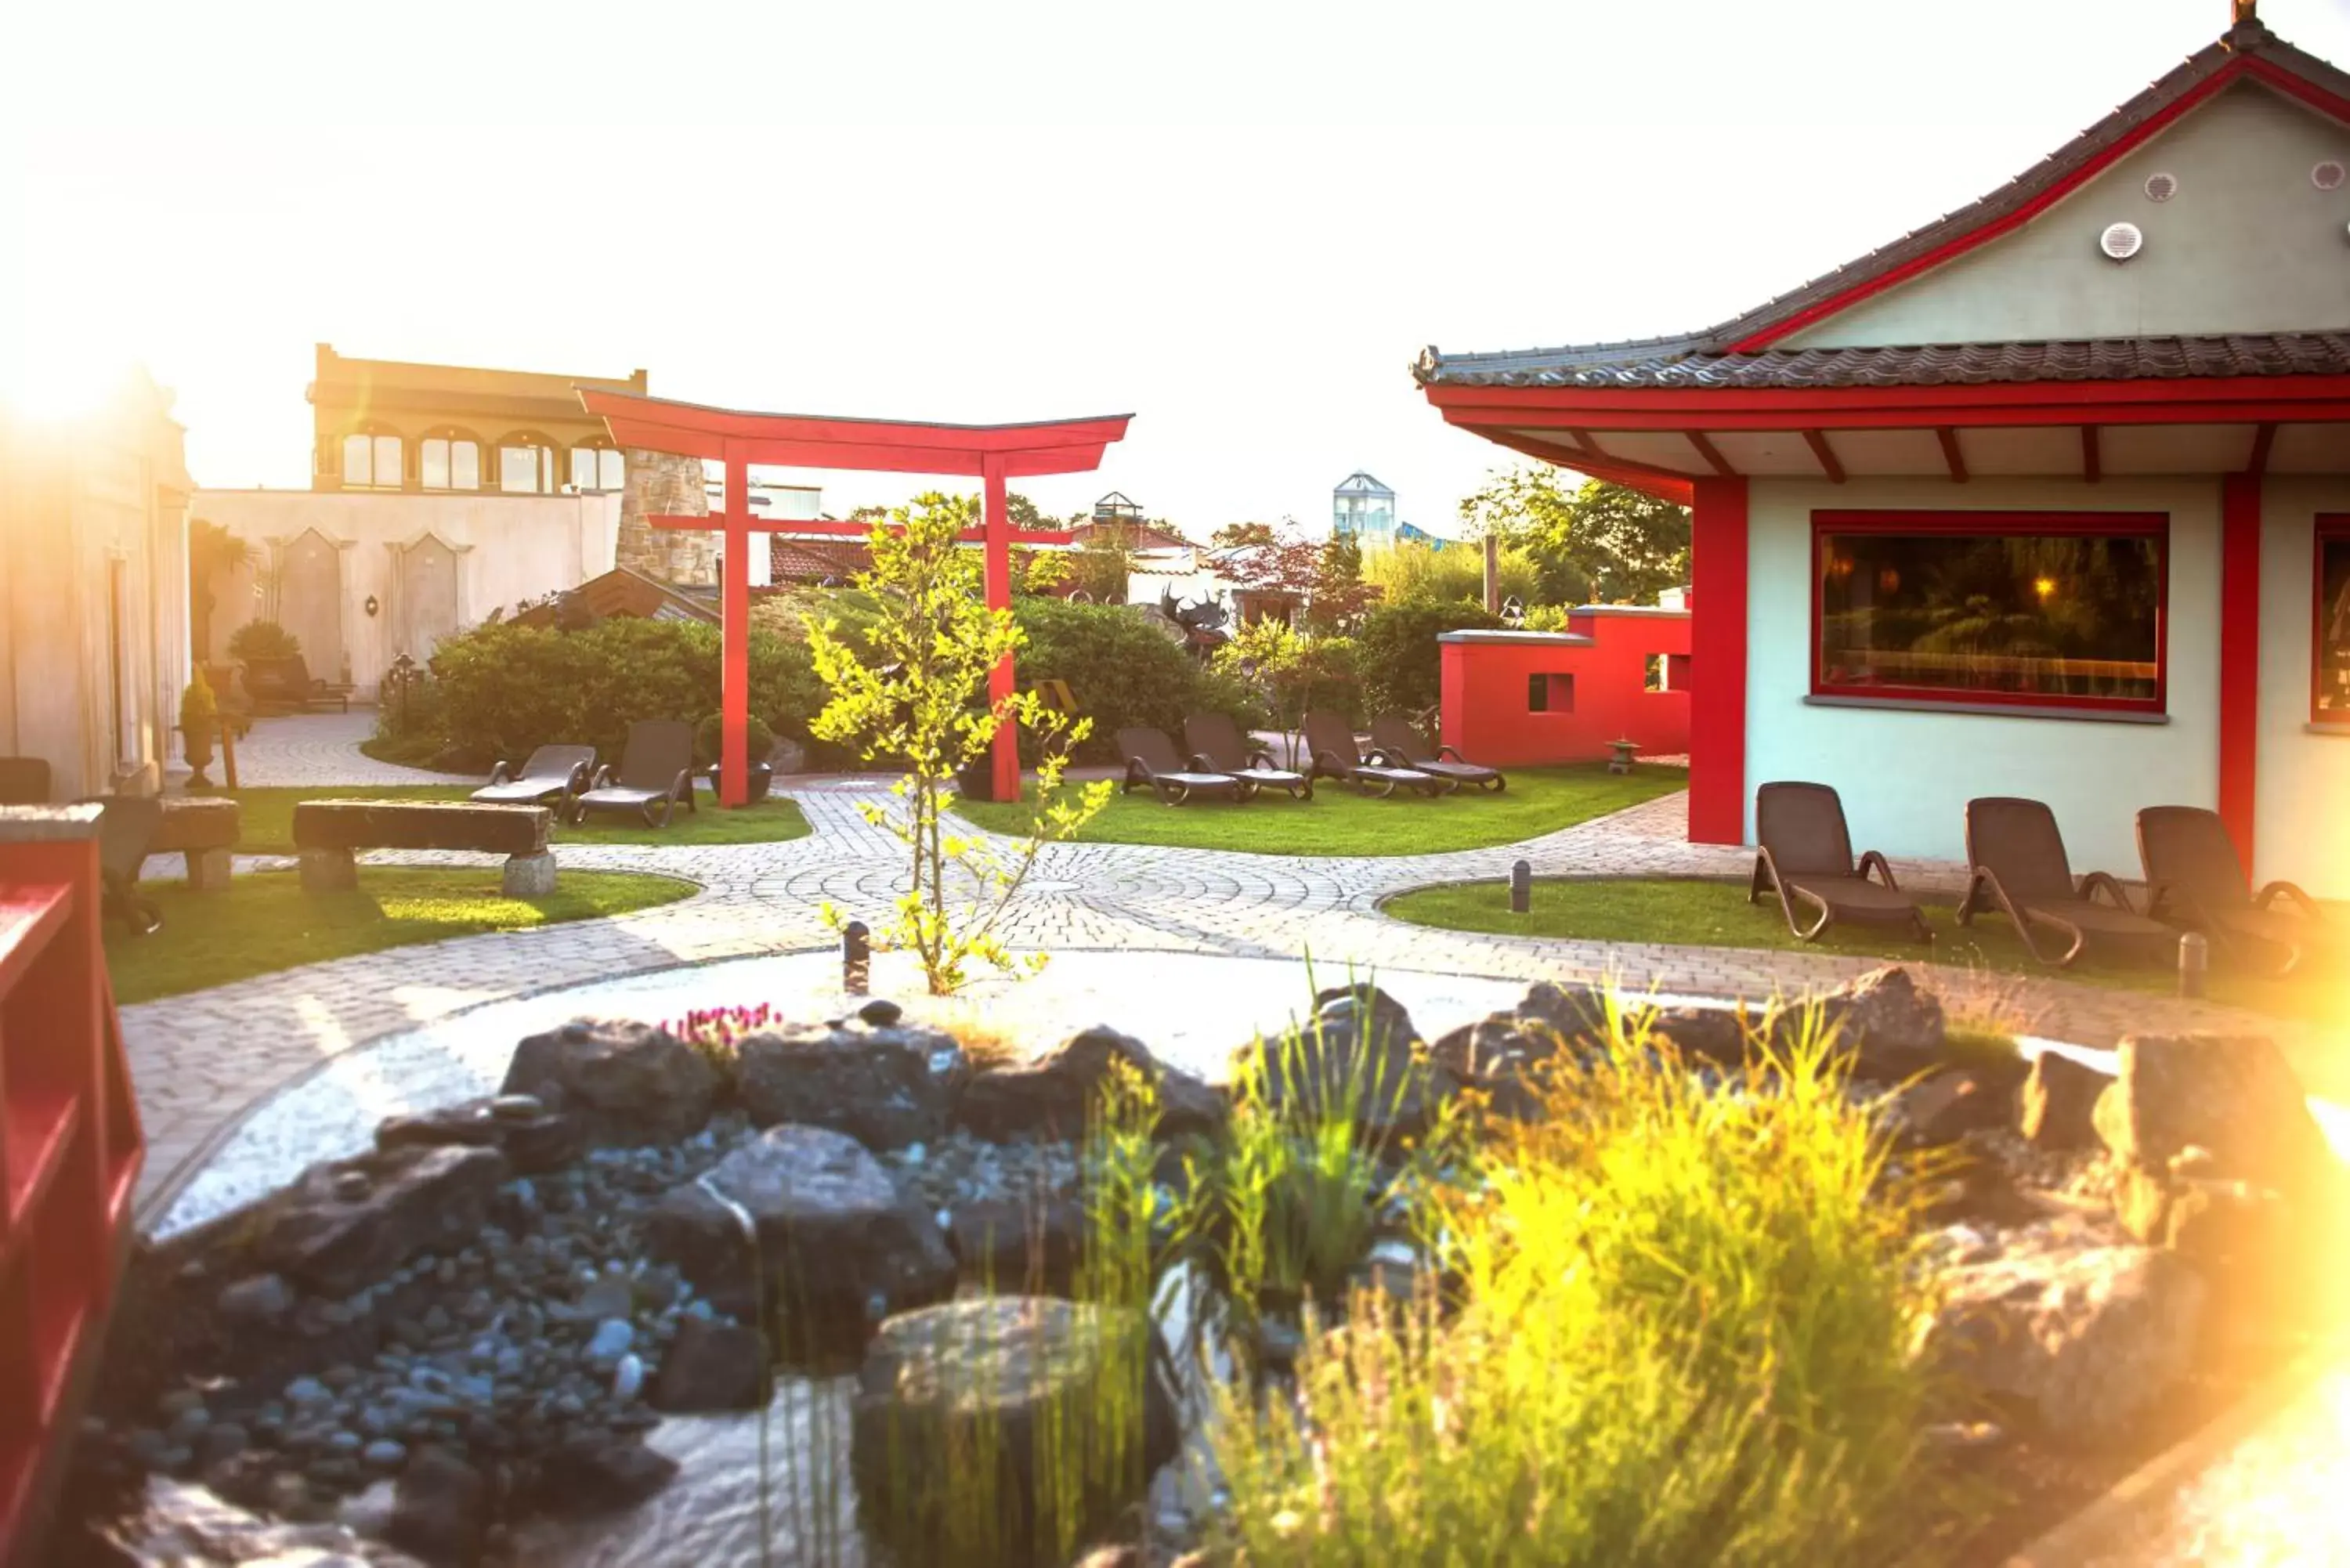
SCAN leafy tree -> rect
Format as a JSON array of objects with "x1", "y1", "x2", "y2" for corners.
[
  {"x1": 187, "y1": 519, "x2": 255, "y2": 660},
  {"x1": 1459, "y1": 467, "x2": 1690, "y2": 605},
  {"x1": 1065, "y1": 520, "x2": 1137, "y2": 603},
  {"x1": 1209, "y1": 522, "x2": 1279, "y2": 551},
  {"x1": 1306, "y1": 533, "x2": 1374, "y2": 634},
  {"x1": 1361, "y1": 539, "x2": 1541, "y2": 609},
  {"x1": 804, "y1": 492, "x2": 1111, "y2": 995},
  {"x1": 1215, "y1": 526, "x2": 1376, "y2": 630}
]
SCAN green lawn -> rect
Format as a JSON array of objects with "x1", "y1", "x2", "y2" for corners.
[
  {"x1": 1383, "y1": 874, "x2": 2349, "y2": 1033},
  {"x1": 104, "y1": 866, "x2": 696, "y2": 1004},
  {"x1": 215, "y1": 785, "x2": 812, "y2": 852},
  {"x1": 954, "y1": 764, "x2": 1684, "y2": 856}
]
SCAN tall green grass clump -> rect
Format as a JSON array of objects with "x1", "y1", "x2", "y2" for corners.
[{"x1": 1209, "y1": 1006, "x2": 1944, "y2": 1567}]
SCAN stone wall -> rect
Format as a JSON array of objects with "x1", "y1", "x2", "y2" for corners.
[{"x1": 616, "y1": 450, "x2": 718, "y2": 586}]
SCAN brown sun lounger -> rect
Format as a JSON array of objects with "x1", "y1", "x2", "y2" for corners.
[
  {"x1": 1960, "y1": 797, "x2": 2172, "y2": 968},
  {"x1": 1368, "y1": 714, "x2": 1505, "y2": 793},
  {"x1": 1118, "y1": 728, "x2": 1249, "y2": 805},
  {"x1": 2137, "y1": 805, "x2": 2334, "y2": 977},
  {"x1": 1184, "y1": 712, "x2": 1311, "y2": 800},
  {"x1": 472, "y1": 745, "x2": 597, "y2": 811},
  {"x1": 569, "y1": 721, "x2": 698, "y2": 828},
  {"x1": 1301, "y1": 711, "x2": 1448, "y2": 799},
  {"x1": 1748, "y1": 782, "x2": 1930, "y2": 943}
]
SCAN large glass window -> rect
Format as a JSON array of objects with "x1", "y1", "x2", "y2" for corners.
[
  {"x1": 1813, "y1": 511, "x2": 2167, "y2": 714},
  {"x1": 569, "y1": 444, "x2": 625, "y2": 492},
  {"x1": 421, "y1": 432, "x2": 480, "y2": 491},
  {"x1": 500, "y1": 439, "x2": 556, "y2": 494},
  {"x1": 2317, "y1": 519, "x2": 2350, "y2": 724},
  {"x1": 342, "y1": 430, "x2": 403, "y2": 489}
]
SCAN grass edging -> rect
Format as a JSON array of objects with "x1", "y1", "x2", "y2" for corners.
[{"x1": 2001, "y1": 1339, "x2": 2348, "y2": 1567}]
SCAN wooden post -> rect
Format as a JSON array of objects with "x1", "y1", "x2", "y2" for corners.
[
  {"x1": 720, "y1": 445, "x2": 751, "y2": 807},
  {"x1": 1483, "y1": 534, "x2": 1501, "y2": 614},
  {"x1": 982, "y1": 455, "x2": 1018, "y2": 803}
]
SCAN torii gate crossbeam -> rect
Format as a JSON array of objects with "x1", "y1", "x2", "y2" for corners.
[{"x1": 577, "y1": 390, "x2": 1132, "y2": 806}]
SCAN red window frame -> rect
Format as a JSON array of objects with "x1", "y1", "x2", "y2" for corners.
[
  {"x1": 2316, "y1": 515, "x2": 2350, "y2": 726},
  {"x1": 1811, "y1": 510, "x2": 2170, "y2": 716}
]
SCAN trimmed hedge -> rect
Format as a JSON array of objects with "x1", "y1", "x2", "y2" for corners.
[
  {"x1": 1010, "y1": 598, "x2": 1266, "y2": 761},
  {"x1": 1355, "y1": 602, "x2": 1506, "y2": 718}
]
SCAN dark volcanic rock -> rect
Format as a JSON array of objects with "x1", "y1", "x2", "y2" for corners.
[
  {"x1": 501, "y1": 1018, "x2": 717, "y2": 1147},
  {"x1": 385, "y1": 1445, "x2": 490, "y2": 1566},
  {"x1": 2020, "y1": 1052, "x2": 2113, "y2": 1151},
  {"x1": 2093, "y1": 1034, "x2": 2332, "y2": 1195},
  {"x1": 251, "y1": 1144, "x2": 508, "y2": 1299},
  {"x1": 850, "y1": 1297, "x2": 1178, "y2": 1568},
  {"x1": 530, "y1": 1431, "x2": 680, "y2": 1517},
  {"x1": 650, "y1": 1316, "x2": 767, "y2": 1413},
  {"x1": 376, "y1": 1096, "x2": 586, "y2": 1173},
  {"x1": 1808, "y1": 965, "x2": 1947, "y2": 1078},
  {"x1": 642, "y1": 1125, "x2": 956, "y2": 1353},
  {"x1": 1890, "y1": 1069, "x2": 2012, "y2": 1147},
  {"x1": 949, "y1": 1195, "x2": 1088, "y2": 1295},
  {"x1": 1650, "y1": 1006, "x2": 1750, "y2": 1069},
  {"x1": 734, "y1": 1020, "x2": 956, "y2": 1151},
  {"x1": 957, "y1": 1025, "x2": 1224, "y2": 1144},
  {"x1": 1232, "y1": 985, "x2": 1456, "y2": 1142}
]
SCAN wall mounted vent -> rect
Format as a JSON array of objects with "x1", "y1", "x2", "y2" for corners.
[
  {"x1": 2099, "y1": 222, "x2": 2146, "y2": 262},
  {"x1": 2316, "y1": 161, "x2": 2348, "y2": 190},
  {"x1": 2142, "y1": 171, "x2": 2178, "y2": 202}
]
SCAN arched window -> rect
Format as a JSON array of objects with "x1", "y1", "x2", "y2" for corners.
[
  {"x1": 497, "y1": 433, "x2": 558, "y2": 495},
  {"x1": 421, "y1": 428, "x2": 482, "y2": 491},
  {"x1": 569, "y1": 442, "x2": 626, "y2": 493},
  {"x1": 342, "y1": 427, "x2": 403, "y2": 489}
]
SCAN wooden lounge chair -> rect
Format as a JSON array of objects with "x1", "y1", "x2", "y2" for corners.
[
  {"x1": 1300, "y1": 711, "x2": 1448, "y2": 799},
  {"x1": 1117, "y1": 728, "x2": 1250, "y2": 806},
  {"x1": 2137, "y1": 805, "x2": 2334, "y2": 977},
  {"x1": 1368, "y1": 714, "x2": 1506, "y2": 793},
  {"x1": 1184, "y1": 712, "x2": 1311, "y2": 800},
  {"x1": 472, "y1": 745, "x2": 597, "y2": 811},
  {"x1": 1748, "y1": 782, "x2": 1931, "y2": 943},
  {"x1": 90, "y1": 795, "x2": 164, "y2": 935},
  {"x1": 569, "y1": 721, "x2": 698, "y2": 828},
  {"x1": 241, "y1": 655, "x2": 352, "y2": 714},
  {"x1": 1960, "y1": 797, "x2": 2172, "y2": 968}
]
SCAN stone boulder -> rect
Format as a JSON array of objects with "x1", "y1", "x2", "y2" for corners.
[
  {"x1": 649, "y1": 1316, "x2": 766, "y2": 1413},
  {"x1": 501, "y1": 1018, "x2": 717, "y2": 1147},
  {"x1": 642, "y1": 1124, "x2": 956, "y2": 1355},
  {"x1": 1806, "y1": 965, "x2": 1947, "y2": 1079},
  {"x1": 385, "y1": 1446, "x2": 490, "y2": 1567},
  {"x1": 956, "y1": 1026, "x2": 1224, "y2": 1144},
  {"x1": 949, "y1": 1195, "x2": 1089, "y2": 1296},
  {"x1": 375, "y1": 1094, "x2": 586, "y2": 1174},
  {"x1": 1922, "y1": 1222, "x2": 2206, "y2": 1443},
  {"x1": 2020, "y1": 1052, "x2": 2113, "y2": 1151},
  {"x1": 850, "y1": 1297, "x2": 1179, "y2": 1568},
  {"x1": 526, "y1": 1430, "x2": 681, "y2": 1517},
  {"x1": 1427, "y1": 1013, "x2": 1567, "y2": 1122},
  {"x1": 96, "y1": 1476, "x2": 428, "y2": 1565},
  {"x1": 1649, "y1": 1006, "x2": 1752, "y2": 1070},
  {"x1": 735, "y1": 1019, "x2": 958, "y2": 1151},
  {"x1": 1231, "y1": 985, "x2": 1456, "y2": 1142},
  {"x1": 1887, "y1": 1068, "x2": 2012, "y2": 1147},
  {"x1": 1513, "y1": 980, "x2": 1614, "y2": 1044},
  {"x1": 251, "y1": 1144, "x2": 508, "y2": 1299},
  {"x1": 2093, "y1": 1034, "x2": 2333, "y2": 1196}
]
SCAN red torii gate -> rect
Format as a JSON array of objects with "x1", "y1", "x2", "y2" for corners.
[{"x1": 577, "y1": 390, "x2": 1132, "y2": 807}]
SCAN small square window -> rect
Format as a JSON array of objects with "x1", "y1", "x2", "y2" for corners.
[
  {"x1": 1528, "y1": 672, "x2": 1575, "y2": 713},
  {"x1": 1644, "y1": 654, "x2": 1667, "y2": 692}
]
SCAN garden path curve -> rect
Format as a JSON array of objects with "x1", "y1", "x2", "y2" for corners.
[{"x1": 123, "y1": 779, "x2": 2328, "y2": 1226}]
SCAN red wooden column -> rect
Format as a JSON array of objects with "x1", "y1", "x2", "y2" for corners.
[
  {"x1": 2218, "y1": 471, "x2": 2263, "y2": 873},
  {"x1": 981, "y1": 454, "x2": 1019, "y2": 802},
  {"x1": 718, "y1": 445, "x2": 754, "y2": 808},
  {"x1": 1687, "y1": 476, "x2": 1750, "y2": 845}
]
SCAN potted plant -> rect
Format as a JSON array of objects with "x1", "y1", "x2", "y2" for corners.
[
  {"x1": 179, "y1": 668, "x2": 219, "y2": 789},
  {"x1": 694, "y1": 713, "x2": 776, "y2": 804}
]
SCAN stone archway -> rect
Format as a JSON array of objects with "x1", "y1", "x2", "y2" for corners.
[
  {"x1": 399, "y1": 534, "x2": 461, "y2": 659},
  {"x1": 279, "y1": 528, "x2": 345, "y2": 681}
]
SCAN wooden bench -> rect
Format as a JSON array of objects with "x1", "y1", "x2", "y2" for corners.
[
  {"x1": 151, "y1": 797, "x2": 242, "y2": 891},
  {"x1": 244, "y1": 656, "x2": 352, "y2": 715},
  {"x1": 291, "y1": 800, "x2": 555, "y2": 897}
]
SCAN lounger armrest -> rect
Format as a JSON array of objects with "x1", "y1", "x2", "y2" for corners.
[
  {"x1": 566, "y1": 761, "x2": 593, "y2": 796},
  {"x1": 1309, "y1": 746, "x2": 1351, "y2": 779},
  {"x1": 1246, "y1": 746, "x2": 1279, "y2": 771},
  {"x1": 1187, "y1": 751, "x2": 1219, "y2": 772},
  {"x1": 588, "y1": 764, "x2": 615, "y2": 791},
  {"x1": 2254, "y1": 879, "x2": 2323, "y2": 918},
  {"x1": 2079, "y1": 870, "x2": 2139, "y2": 913},
  {"x1": 1856, "y1": 849, "x2": 1901, "y2": 890},
  {"x1": 667, "y1": 768, "x2": 694, "y2": 803},
  {"x1": 487, "y1": 761, "x2": 518, "y2": 786},
  {"x1": 1123, "y1": 758, "x2": 1153, "y2": 792},
  {"x1": 1436, "y1": 743, "x2": 1470, "y2": 764},
  {"x1": 1362, "y1": 745, "x2": 1401, "y2": 768}
]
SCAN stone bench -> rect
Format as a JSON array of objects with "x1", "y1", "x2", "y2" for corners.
[
  {"x1": 291, "y1": 800, "x2": 555, "y2": 897},
  {"x1": 151, "y1": 797, "x2": 242, "y2": 892}
]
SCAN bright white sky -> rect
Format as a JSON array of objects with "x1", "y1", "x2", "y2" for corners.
[{"x1": 6, "y1": 0, "x2": 2348, "y2": 534}]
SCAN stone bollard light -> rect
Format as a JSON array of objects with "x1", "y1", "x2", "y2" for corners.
[
  {"x1": 843, "y1": 919, "x2": 871, "y2": 995},
  {"x1": 1510, "y1": 858, "x2": 1532, "y2": 915},
  {"x1": 2177, "y1": 930, "x2": 2209, "y2": 999}
]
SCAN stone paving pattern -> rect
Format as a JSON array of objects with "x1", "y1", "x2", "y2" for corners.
[{"x1": 124, "y1": 766, "x2": 2323, "y2": 1229}]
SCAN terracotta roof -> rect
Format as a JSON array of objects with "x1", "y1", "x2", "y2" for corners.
[
  {"x1": 1416, "y1": 17, "x2": 2350, "y2": 389},
  {"x1": 1427, "y1": 331, "x2": 2350, "y2": 390},
  {"x1": 768, "y1": 537, "x2": 873, "y2": 582}
]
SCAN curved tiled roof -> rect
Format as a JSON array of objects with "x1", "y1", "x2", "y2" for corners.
[
  {"x1": 1420, "y1": 333, "x2": 2350, "y2": 390},
  {"x1": 1416, "y1": 18, "x2": 2350, "y2": 391}
]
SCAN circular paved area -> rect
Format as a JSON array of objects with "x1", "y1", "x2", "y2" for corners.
[{"x1": 125, "y1": 768, "x2": 2328, "y2": 1228}]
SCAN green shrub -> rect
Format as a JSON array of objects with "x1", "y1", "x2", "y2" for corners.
[
  {"x1": 1212, "y1": 620, "x2": 1364, "y2": 728},
  {"x1": 227, "y1": 620, "x2": 300, "y2": 662},
  {"x1": 1010, "y1": 598, "x2": 1260, "y2": 761},
  {"x1": 1361, "y1": 539, "x2": 1540, "y2": 609},
  {"x1": 693, "y1": 711, "x2": 778, "y2": 768},
  {"x1": 422, "y1": 617, "x2": 822, "y2": 770},
  {"x1": 1355, "y1": 602, "x2": 1506, "y2": 718},
  {"x1": 1209, "y1": 1008, "x2": 1943, "y2": 1567}
]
